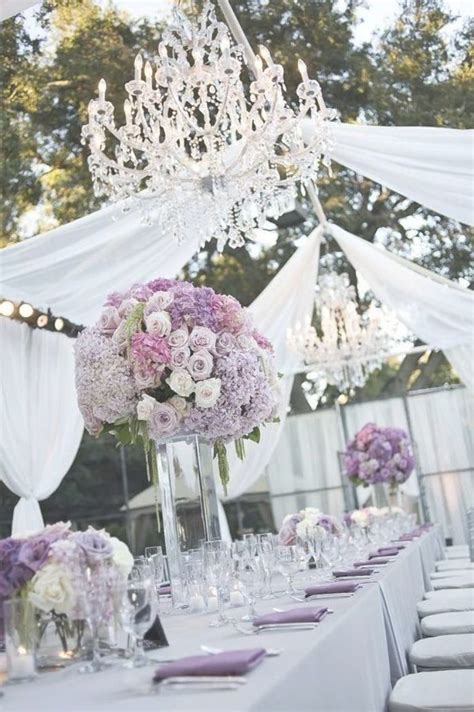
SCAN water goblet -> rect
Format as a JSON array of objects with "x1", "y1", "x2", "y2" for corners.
[
  {"x1": 236, "y1": 558, "x2": 261, "y2": 621},
  {"x1": 79, "y1": 561, "x2": 109, "y2": 674},
  {"x1": 123, "y1": 566, "x2": 155, "y2": 668},
  {"x1": 275, "y1": 545, "x2": 300, "y2": 595}
]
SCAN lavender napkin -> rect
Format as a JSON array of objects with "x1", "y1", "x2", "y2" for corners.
[
  {"x1": 354, "y1": 558, "x2": 390, "y2": 567},
  {"x1": 253, "y1": 607, "x2": 328, "y2": 626},
  {"x1": 387, "y1": 544, "x2": 406, "y2": 550},
  {"x1": 305, "y1": 582, "x2": 360, "y2": 597},
  {"x1": 333, "y1": 568, "x2": 374, "y2": 577},
  {"x1": 159, "y1": 584, "x2": 171, "y2": 595},
  {"x1": 374, "y1": 548, "x2": 400, "y2": 557},
  {"x1": 153, "y1": 648, "x2": 266, "y2": 682}
]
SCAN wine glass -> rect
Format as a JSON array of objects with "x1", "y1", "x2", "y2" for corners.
[
  {"x1": 203, "y1": 542, "x2": 231, "y2": 628},
  {"x1": 276, "y1": 545, "x2": 300, "y2": 594},
  {"x1": 242, "y1": 534, "x2": 258, "y2": 558},
  {"x1": 146, "y1": 548, "x2": 164, "y2": 599},
  {"x1": 123, "y1": 565, "x2": 155, "y2": 668},
  {"x1": 257, "y1": 533, "x2": 276, "y2": 598},
  {"x1": 236, "y1": 558, "x2": 261, "y2": 621},
  {"x1": 79, "y1": 561, "x2": 109, "y2": 674}
]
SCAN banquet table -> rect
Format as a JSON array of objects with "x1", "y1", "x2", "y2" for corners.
[{"x1": 2, "y1": 528, "x2": 442, "y2": 712}]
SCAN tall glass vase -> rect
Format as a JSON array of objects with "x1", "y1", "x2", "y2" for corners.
[{"x1": 155, "y1": 435, "x2": 222, "y2": 608}]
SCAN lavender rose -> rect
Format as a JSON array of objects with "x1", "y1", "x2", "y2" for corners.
[
  {"x1": 189, "y1": 326, "x2": 216, "y2": 352},
  {"x1": 216, "y1": 332, "x2": 237, "y2": 355},
  {"x1": 145, "y1": 311, "x2": 172, "y2": 338},
  {"x1": 18, "y1": 537, "x2": 51, "y2": 572},
  {"x1": 168, "y1": 328, "x2": 189, "y2": 349},
  {"x1": 149, "y1": 402, "x2": 180, "y2": 438},
  {"x1": 118, "y1": 297, "x2": 139, "y2": 318},
  {"x1": 146, "y1": 291, "x2": 174, "y2": 313},
  {"x1": 96, "y1": 306, "x2": 121, "y2": 336},
  {"x1": 170, "y1": 346, "x2": 191, "y2": 369},
  {"x1": 236, "y1": 333, "x2": 254, "y2": 351},
  {"x1": 77, "y1": 529, "x2": 114, "y2": 562},
  {"x1": 188, "y1": 350, "x2": 213, "y2": 381}
]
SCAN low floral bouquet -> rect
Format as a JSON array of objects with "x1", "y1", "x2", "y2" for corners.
[
  {"x1": 343, "y1": 505, "x2": 404, "y2": 528},
  {"x1": 343, "y1": 423, "x2": 415, "y2": 491},
  {"x1": 0, "y1": 523, "x2": 133, "y2": 644},
  {"x1": 74, "y1": 279, "x2": 280, "y2": 491},
  {"x1": 278, "y1": 507, "x2": 341, "y2": 545}
]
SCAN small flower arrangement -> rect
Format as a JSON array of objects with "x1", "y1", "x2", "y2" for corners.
[
  {"x1": 343, "y1": 506, "x2": 404, "y2": 528},
  {"x1": 0, "y1": 523, "x2": 133, "y2": 626},
  {"x1": 74, "y1": 279, "x2": 280, "y2": 491},
  {"x1": 278, "y1": 507, "x2": 341, "y2": 545},
  {"x1": 343, "y1": 423, "x2": 415, "y2": 490}
]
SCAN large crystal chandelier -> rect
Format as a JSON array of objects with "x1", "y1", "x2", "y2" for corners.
[
  {"x1": 81, "y1": 1, "x2": 336, "y2": 250},
  {"x1": 287, "y1": 272, "x2": 409, "y2": 394}
]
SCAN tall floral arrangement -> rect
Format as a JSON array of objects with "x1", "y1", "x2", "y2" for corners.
[
  {"x1": 74, "y1": 279, "x2": 280, "y2": 491},
  {"x1": 278, "y1": 507, "x2": 341, "y2": 545},
  {"x1": 343, "y1": 423, "x2": 415, "y2": 490},
  {"x1": 0, "y1": 524, "x2": 133, "y2": 629}
]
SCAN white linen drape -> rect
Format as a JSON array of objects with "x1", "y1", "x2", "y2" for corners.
[
  {"x1": 329, "y1": 224, "x2": 474, "y2": 390},
  {"x1": 302, "y1": 122, "x2": 474, "y2": 226},
  {"x1": 0, "y1": 0, "x2": 40, "y2": 22},
  {"x1": 0, "y1": 203, "x2": 199, "y2": 325},
  {"x1": 0, "y1": 319, "x2": 84, "y2": 534},
  {"x1": 222, "y1": 227, "x2": 322, "y2": 499}
]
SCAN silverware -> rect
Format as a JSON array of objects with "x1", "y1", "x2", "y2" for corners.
[
  {"x1": 200, "y1": 644, "x2": 282, "y2": 657},
  {"x1": 156, "y1": 676, "x2": 247, "y2": 692},
  {"x1": 231, "y1": 620, "x2": 318, "y2": 636},
  {"x1": 272, "y1": 607, "x2": 334, "y2": 615},
  {"x1": 289, "y1": 593, "x2": 354, "y2": 602}
]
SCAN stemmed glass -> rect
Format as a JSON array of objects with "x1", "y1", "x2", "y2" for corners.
[
  {"x1": 123, "y1": 563, "x2": 155, "y2": 668},
  {"x1": 236, "y1": 558, "x2": 261, "y2": 621},
  {"x1": 276, "y1": 545, "x2": 300, "y2": 595},
  {"x1": 320, "y1": 535, "x2": 339, "y2": 580},
  {"x1": 257, "y1": 533, "x2": 276, "y2": 598},
  {"x1": 79, "y1": 561, "x2": 109, "y2": 674},
  {"x1": 145, "y1": 547, "x2": 164, "y2": 601},
  {"x1": 202, "y1": 540, "x2": 231, "y2": 628}
]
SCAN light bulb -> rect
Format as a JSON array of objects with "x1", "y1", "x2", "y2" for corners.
[
  {"x1": 98, "y1": 78, "x2": 106, "y2": 102},
  {"x1": 134, "y1": 53, "x2": 143, "y2": 81},
  {"x1": 259, "y1": 45, "x2": 273, "y2": 67},
  {"x1": 297, "y1": 59, "x2": 309, "y2": 85},
  {"x1": 54, "y1": 318, "x2": 64, "y2": 331},
  {"x1": 19, "y1": 303, "x2": 34, "y2": 318},
  {"x1": 37, "y1": 315, "x2": 48, "y2": 328},
  {"x1": 0, "y1": 300, "x2": 14, "y2": 317}
]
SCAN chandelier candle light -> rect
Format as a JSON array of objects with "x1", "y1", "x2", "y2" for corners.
[
  {"x1": 82, "y1": 1, "x2": 336, "y2": 249},
  {"x1": 287, "y1": 272, "x2": 407, "y2": 395}
]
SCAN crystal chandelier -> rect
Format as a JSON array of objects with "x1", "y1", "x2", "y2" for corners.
[
  {"x1": 287, "y1": 272, "x2": 409, "y2": 394},
  {"x1": 82, "y1": 1, "x2": 336, "y2": 250}
]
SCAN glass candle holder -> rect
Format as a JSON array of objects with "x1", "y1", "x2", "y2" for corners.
[{"x1": 3, "y1": 599, "x2": 37, "y2": 684}]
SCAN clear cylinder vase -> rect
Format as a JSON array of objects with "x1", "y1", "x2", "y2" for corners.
[{"x1": 155, "y1": 435, "x2": 222, "y2": 609}]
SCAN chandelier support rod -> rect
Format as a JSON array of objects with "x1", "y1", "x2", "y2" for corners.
[{"x1": 216, "y1": 0, "x2": 329, "y2": 228}]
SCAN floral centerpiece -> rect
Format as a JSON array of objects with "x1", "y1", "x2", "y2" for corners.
[
  {"x1": 278, "y1": 507, "x2": 341, "y2": 545},
  {"x1": 0, "y1": 523, "x2": 133, "y2": 656},
  {"x1": 343, "y1": 505, "x2": 404, "y2": 528},
  {"x1": 74, "y1": 279, "x2": 280, "y2": 492},
  {"x1": 343, "y1": 423, "x2": 415, "y2": 491}
]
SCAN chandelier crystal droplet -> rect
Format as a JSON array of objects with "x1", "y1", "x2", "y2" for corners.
[
  {"x1": 287, "y1": 272, "x2": 410, "y2": 394},
  {"x1": 82, "y1": 1, "x2": 337, "y2": 250}
]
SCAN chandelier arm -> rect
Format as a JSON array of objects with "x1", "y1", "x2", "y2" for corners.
[{"x1": 216, "y1": 0, "x2": 329, "y2": 228}]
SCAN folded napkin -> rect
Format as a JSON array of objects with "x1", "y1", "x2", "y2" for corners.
[
  {"x1": 253, "y1": 607, "x2": 328, "y2": 626},
  {"x1": 333, "y1": 568, "x2": 374, "y2": 577},
  {"x1": 153, "y1": 648, "x2": 266, "y2": 682},
  {"x1": 387, "y1": 544, "x2": 406, "y2": 549},
  {"x1": 354, "y1": 558, "x2": 389, "y2": 567},
  {"x1": 375, "y1": 548, "x2": 400, "y2": 557},
  {"x1": 305, "y1": 582, "x2": 360, "y2": 597},
  {"x1": 159, "y1": 584, "x2": 171, "y2": 595}
]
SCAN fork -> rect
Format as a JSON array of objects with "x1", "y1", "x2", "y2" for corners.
[
  {"x1": 200, "y1": 644, "x2": 282, "y2": 657},
  {"x1": 289, "y1": 593, "x2": 354, "y2": 602},
  {"x1": 230, "y1": 620, "x2": 318, "y2": 635}
]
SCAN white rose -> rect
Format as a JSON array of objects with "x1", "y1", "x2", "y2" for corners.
[
  {"x1": 109, "y1": 537, "x2": 134, "y2": 576},
  {"x1": 145, "y1": 310, "x2": 172, "y2": 338},
  {"x1": 194, "y1": 378, "x2": 221, "y2": 408},
  {"x1": 168, "y1": 328, "x2": 189, "y2": 349},
  {"x1": 351, "y1": 510, "x2": 368, "y2": 527},
  {"x1": 146, "y1": 291, "x2": 173, "y2": 312},
  {"x1": 167, "y1": 368, "x2": 195, "y2": 397},
  {"x1": 169, "y1": 395, "x2": 189, "y2": 417},
  {"x1": 29, "y1": 562, "x2": 76, "y2": 616},
  {"x1": 236, "y1": 333, "x2": 254, "y2": 351},
  {"x1": 118, "y1": 297, "x2": 139, "y2": 318},
  {"x1": 112, "y1": 321, "x2": 129, "y2": 353},
  {"x1": 137, "y1": 394, "x2": 156, "y2": 421},
  {"x1": 187, "y1": 350, "x2": 214, "y2": 381},
  {"x1": 189, "y1": 326, "x2": 216, "y2": 352}
]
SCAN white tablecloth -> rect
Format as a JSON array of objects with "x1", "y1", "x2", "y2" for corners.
[{"x1": 2, "y1": 529, "x2": 441, "y2": 712}]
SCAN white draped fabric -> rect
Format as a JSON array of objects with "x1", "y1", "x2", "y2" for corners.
[
  {"x1": 0, "y1": 0, "x2": 39, "y2": 22},
  {"x1": 222, "y1": 228, "x2": 322, "y2": 499},
  {"x1": 329, "y1": 224, "x2": 474, "y2": 390},
  {"x1": 0, "y1": 319, "x2": 84, "y2": 534},
  {"x1": 0, "y1": 203, "x2": 199, "y2": 325},
  {"x1": 303, "y1": 122, "x2": 474, "y2": 226}
]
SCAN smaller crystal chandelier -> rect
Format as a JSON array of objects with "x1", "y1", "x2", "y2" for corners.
[
  {"x1": 287, "y1": 272, "x2": 409, "y2": 395},
  {"x1": 82, "y1": 1, "x2": 336, "y2": 250}
]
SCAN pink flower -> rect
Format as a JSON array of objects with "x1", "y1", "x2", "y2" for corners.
[
  {"x1": 131, "y1": 333, "x2": 171, "y2": 370},
  {"x1": 96, "y1": 307, "x2": 121, "y2": 336},
  {"x1": 187, "y1": 350, "x2": 214, "y2": 381},
  {"x1": 149, "y1": 402, "x2": 180, "y2": 439},
  {"x1": 189, "y1": 326, "x2": 216, "y2": 352}
]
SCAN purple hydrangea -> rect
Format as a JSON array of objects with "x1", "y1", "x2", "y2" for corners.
[{"x1": 344, "y1": 423, "x2": 415, "y2": 487}]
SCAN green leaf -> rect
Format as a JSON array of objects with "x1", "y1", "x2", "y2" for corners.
[{"x1": 245, "y1": 426, "x2": 261, "y2": 444}]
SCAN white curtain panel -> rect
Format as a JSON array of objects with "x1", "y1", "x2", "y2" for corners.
[
  {"x1": 222, "y1": 227, "x2": 322, "y2": 499},
  {"x1": 302, "y1": 121, "x2": 474, "y2": 226},
  {"x1": 330, "y1": 224, "x2": 474, "y2": 390},
  {"x1": 0, "y1": 319, "x2": 84, "y2": 534},
  {"x1": 0, "y1": 0, "x2": 40, "y2": 22},
  {"x1": 0, "y1": 202, "x2": 199, "y2": 325}
]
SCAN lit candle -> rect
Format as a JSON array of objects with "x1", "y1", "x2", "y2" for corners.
[
  {"x1": 144, "y1": 61, "x2": 153, "y2": 87},
  {"x1": 297, "y1": 59, "x2": 309, "y2": 86},
  {"x1": 134, "y1": 53, "x2": 143, "y2": 82},
  {"x1": 207, "y1": 595, "x2": 219, "y2": 612},
  {"x1": 229, "y1": 590, "x2": 245, "y2": 607},
  {"x1": 259, "y1": 45, "x2": 274, "y2": 68}
]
